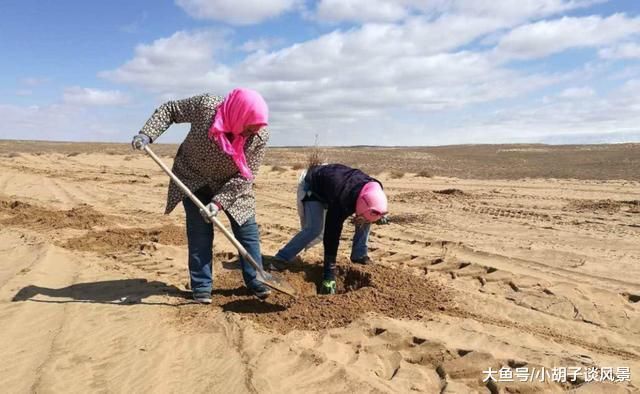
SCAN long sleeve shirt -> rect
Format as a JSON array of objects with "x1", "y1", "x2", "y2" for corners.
[
  {"x1": 304, "y1": 164, "x2": 382, "y2": 260},
  {"x1": 139, "y1": 94, "x2": 269, "y2": 225}
]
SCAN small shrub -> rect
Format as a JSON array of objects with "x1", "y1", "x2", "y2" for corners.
[
  {"x1": 292, "y1": 163, "x2": 306, "y2": 170},
  {"x1": 307, "y1": 149, "x2": 324, "y2": 169},
  {"x1": 434, "y1": 189, "x2": 466, "y2": 196},
  {"x1": 307, "y1": 134, "x2": 324, "y2": 169},
  {"x1": 66, "y1": 152, "x2": 81, "y2": 157},
  {"x1": 6, "y1": 152, "x2": 21, "y2": 158},
  {"x1": 389, "y1": 171, "x2": 405, "y2": 179},
  {"x1": 271, "y1": 165, "x2": 287, "y2": 173},
  {"x1": 415, "y1": 170, "x2": 432, "y2": 178}
]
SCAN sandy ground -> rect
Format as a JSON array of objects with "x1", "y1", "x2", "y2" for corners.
[{"x1": 0, "y1": 146, "x2": 639, "y2": 393}]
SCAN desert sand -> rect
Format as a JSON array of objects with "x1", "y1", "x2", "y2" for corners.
[{"x1": 0, "y1": 141, "x2": 638, "y2": 393}]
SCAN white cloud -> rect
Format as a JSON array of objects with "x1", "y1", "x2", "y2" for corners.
[
  {"x1": 599, "y1": 42, "x2": 640, "y2": 59},
  {"x1": 16, "y1": 78, "x2": 46, "y2": 98},
  {"x1": 313, "y1": 0, "x2": 602, "y2": 24},
  {"x1": 618, "y1": 78, "x2": 640, "y2": 94},
  {"x1": 99, "y1": 19, "x2": 567, "y2": 145},
  {"x1": 315, "y1": 0, "x2": 409, "y2": 23},
  {"x1": 495, "y1": 14, "x2": 640, "y2": 60},
  {"x1": 93, "y1": 2, "x2": 640, "y2": 145},
  {"x1": 0, "y1": 104, "x2": 129, "y2": 141},
  {"x1": 237, "y1": 16, "x2": 507, "y2": 77},
  {"x1": 119, "y1": 12, "x2": 148, "y2": 34},
  {"x1": 453, "y1": 80, "x2": 640, "y2": 144},
  {"x1": 103, "y1": 18, "x2": 537, "y2": 106},
  {"x1": 558, "y1": 86, "x2": 595, "y2": 99},
  {"x1": 240, "y1": 37, "x2": 284, "y2": 52},
  {"x1": 231, "y1": 20, "x2": 561, "y2": 114},
  {"x1": 100, "y1": 30, "x2": 232, "y2": 97},
  {"x1": 423, "y1": 0, "x2": 606, "y2": 21},
  {"x1": 63, "y1": 87, "x2": 130, "y2": 106},
  {"x1": 175, "y1": 0, "x2": 297, "y2": 25},
  {"x1": 21, "y1": 77, "x2": 49, "y2": 87}
]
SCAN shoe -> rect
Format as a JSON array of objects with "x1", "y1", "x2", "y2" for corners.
[
  {"x1": 263, "y1": 255, "x2": 288, "y2": 272},
  {"x1": 192, "y1": 292, "x2": 212, "y2": 304},
  {"x1": 351, "y1": 256, "x2": 372, "y2": 265},
  {"x1": 321, "y1": 279, "x2": 336, "y2": 295},
  {"x1": 250, "y1": 283, "x2": 272, "y2": 300}
]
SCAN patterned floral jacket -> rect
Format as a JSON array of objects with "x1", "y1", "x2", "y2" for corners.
[{"x1": 139, "y1": 94, "x2": 269, "y2": 225}]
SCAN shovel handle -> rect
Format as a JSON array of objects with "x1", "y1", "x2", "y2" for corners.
[{"x1": 143, "y1": 145, "x2": 265, "y2": 275}]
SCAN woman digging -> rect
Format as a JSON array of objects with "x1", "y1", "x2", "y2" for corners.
[{"x1": 131, "y1": 88, "x2": 271, "y2": 303}]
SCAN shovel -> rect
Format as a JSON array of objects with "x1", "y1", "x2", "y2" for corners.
[{"x1": 143, "y1": 145, "x2": 296, "y2": 298}]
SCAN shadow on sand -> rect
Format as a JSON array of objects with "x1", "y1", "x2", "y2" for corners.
[
  {"x1": 221, "y1": 298, "x2": 286, "y2": 314},
  {"x1": 11, "y1": 279, "x2": 290, "y2": 312},
  {"x1": 11, "y1": 278, "x2": 191, "y2": 306}
]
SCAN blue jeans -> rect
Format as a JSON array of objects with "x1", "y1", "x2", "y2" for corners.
[
  {"x1": 183, "y1": 192, "x2": 263, "y2": 294},
  {"x1": 275, "y1": 200, "x2": 371, "y2": 263}
]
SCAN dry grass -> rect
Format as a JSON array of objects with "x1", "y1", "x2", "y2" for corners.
[
  {"x1": 306, "y1": 134, "x2": 325, "y2": 170},
  {"x1": 264, "y1": 144, "x2": 640, "y2": 181},
  {"x1": 433, "y1": 189, "x2": 467, "y2": 197},
  {"x1": 2, "y1": 140, "x2": 640, "y2": 180},
  {"x1": 307, "y1": 148, "x2": 324, "y2": 169},
  {"x1": 567, "y1": 199, "x2": 622, "y2": 213},
  {"x1": 66, "y1": 152, "x2": 81, "y2": 157},
  {"x1": 271, "y1": 165, "x2": 287, "y2": 173},
  {"x1": 389, "y1": 171, "x2": 405, "y2": 179},
  {"x1": 292, "y1": 163, "x2": 306, "y2": 170},
  {"x1": 415, "y1": 170, "x2": 433, "y2": 178}
]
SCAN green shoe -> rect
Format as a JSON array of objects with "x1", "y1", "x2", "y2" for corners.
[{"x1": 321, "y1": 280, "x2": 336, "y2": 295}]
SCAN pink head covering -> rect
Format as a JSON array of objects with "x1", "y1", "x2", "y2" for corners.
[
  {"x1": 208, "y1": 88, "x2": 268, "y2": 180},
  {"x1": 356, "y1": 182, "x2": 388, "y2": 222}
]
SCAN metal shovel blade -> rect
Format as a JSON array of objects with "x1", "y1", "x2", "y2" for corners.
[
  {"x1": 256, "y1": 269, "x2": 297, "y2": 297},
  {"x1": 142, "y1": 145, "x2": 296, "y2": 298}
]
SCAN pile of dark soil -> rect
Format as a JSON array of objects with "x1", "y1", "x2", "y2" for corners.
[
  {"x1": 433, "y1": 188, "x2": 467, "y2": 196},
  {"x1": 63, "y1": 225, "x2": 186, "y2": 253},
  {"x1": 183, "y1": 260, "x2": 452, "y2": 333},
  {"x1": 0, "y1": 199, "x2": 106, "y2": 230},
  {"x1": 566, "y1": 199, "x2": 622, "y2": 213},
  {"x1": 389, "y1": 191, "x2": 437, "y2": 203},
  {"x1": 387, "y1": 213, "x2": 426, "y2": 225}
]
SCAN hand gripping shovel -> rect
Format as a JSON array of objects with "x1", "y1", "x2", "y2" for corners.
[{"x1": 143, "y1": 145, "x2": 296, "y2": 298}]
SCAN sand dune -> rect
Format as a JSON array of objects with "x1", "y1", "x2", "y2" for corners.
[{"x1": 0, "y1": 146, "x2": 638, "y2": 393}]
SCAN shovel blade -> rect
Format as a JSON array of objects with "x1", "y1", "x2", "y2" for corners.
[{"x1": 256, "y1": 270, "x2": 297, "y2": 298}]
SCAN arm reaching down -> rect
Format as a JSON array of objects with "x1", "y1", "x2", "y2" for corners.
[{"x1": 322, "y1": 207, "x2": 346, "y2": 266}]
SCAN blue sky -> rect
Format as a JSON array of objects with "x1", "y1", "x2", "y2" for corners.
[{"x1": 1, "y1": 0, "x2": 640, "y2": 146}]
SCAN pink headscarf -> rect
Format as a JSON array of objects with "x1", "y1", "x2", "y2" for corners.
[{"x1": 208, "y1": 88, "x2": 268, "y2": 180}]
